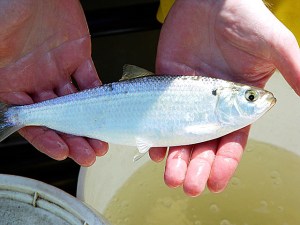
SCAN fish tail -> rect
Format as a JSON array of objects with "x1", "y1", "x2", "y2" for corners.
[{"x1": 0, "y1": 102, "x2": 21, "y2": 142}]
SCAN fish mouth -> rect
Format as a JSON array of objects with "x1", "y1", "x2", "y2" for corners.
[
  {"x1": 266, "y1": 91, "x2": 276, "y2": 108},
  {"x1": 271, "y1": 97, "x2": 277, "y2": 107}
]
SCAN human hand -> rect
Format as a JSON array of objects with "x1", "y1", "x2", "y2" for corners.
[
  {"x1": 0, "y1": 0, "x2": 108, "y2": 166},
  {"x1": 150, "y1": 0, "x2": 300, "y2": 196}
]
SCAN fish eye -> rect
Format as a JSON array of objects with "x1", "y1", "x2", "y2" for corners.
[{"x1": 245, "y1": 89, "x2": 259, "y2": 102}]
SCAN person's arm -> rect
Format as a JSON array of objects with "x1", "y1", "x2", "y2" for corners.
[
  {"x1": 0, "y1": 0, "x2": 108, "y2": 166},
  {"x1": 150, "y1": 0, "x2": 300, "y2": 196}
]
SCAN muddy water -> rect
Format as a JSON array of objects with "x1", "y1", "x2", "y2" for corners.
[{"x1": 104, "y1": 140, "x2": 300, "y2": 225}]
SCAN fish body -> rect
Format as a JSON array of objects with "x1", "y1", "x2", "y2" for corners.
[{"x1": 0, "y1": 65, "x2": 276, "y2": 153}]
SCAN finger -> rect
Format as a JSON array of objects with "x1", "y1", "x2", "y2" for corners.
[
  {"x1": 207, "y1": 127, "x2": 250, "y2": 193},
  {"x1": 55, "y1": 81, "x2": 78, "y2": 96},
  {"x1": 61, "y1": 134, "x2": 96, "y2": 167},
  {"x1": 0, "y1": 91, "x2": 33, "y2": 105},
  {"x1": 55, "y1": 80, "x2": 109, "y2": 158},
  {"x1": 164, "y1": 145, "x2": 192, "y2": 188},
  {"x1": 87, "y1": 139, "x2": 109, "y2": 156},
  {"x1": 149, "y1": 147, "x2": 167, "y2": 162},
  {"x1": 30, "y1": 90, "x2": 58, "y2": 102},
  {"x1": 18, "y1": 90, "x2": 70, "y2": 160},
  {"x1": 71, "y1": 59, "x2": 109, "y2": 157},
  {"x1": 19, "y1": 126, "x2": 69, "y2": 160},
  {"x1": 72, "y1": 58, "x2": 101, "y2": 90},
  {"x1": 183, "y1": 140, "x2": 218, "y2": 197}
]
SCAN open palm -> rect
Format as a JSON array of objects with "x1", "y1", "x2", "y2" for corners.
[
  {"x1": 0, "y1": 0, "x2": 108, "y2": 166},
  {"x1": 150, "y1": 0, "x2": 300, "y2": 196}
]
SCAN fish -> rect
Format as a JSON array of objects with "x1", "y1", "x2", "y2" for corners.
[{"x1": 0, "y1": 65, "x2": 276, "y2": 154}]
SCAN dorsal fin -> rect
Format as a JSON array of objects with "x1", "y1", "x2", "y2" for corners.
[{"x1": 120, "y1": 64, "x2": 154, "y2": 81}]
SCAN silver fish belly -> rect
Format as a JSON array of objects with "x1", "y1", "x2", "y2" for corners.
[{"x1": 0, "y1": 66, "x2": 276, "y2": 153}]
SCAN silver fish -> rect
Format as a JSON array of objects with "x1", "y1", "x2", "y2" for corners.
[{"x1": 0, "y1": 65, "x2": 276, "y2": 153}]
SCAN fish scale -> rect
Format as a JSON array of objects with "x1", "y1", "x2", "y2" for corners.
[{"x1": 0, "y1": 65, "x2": 275, "y2": 154}]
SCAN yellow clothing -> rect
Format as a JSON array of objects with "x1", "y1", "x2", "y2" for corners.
[
  {"x1": 270, "y1": 0, "x2": 300, "y2": 42},
  {"x1": 157, "y1": 0, "x2": 300, "y2": 42},
  {"x1": 157, "y1": 0, "x2": 175, "y2": 23}
]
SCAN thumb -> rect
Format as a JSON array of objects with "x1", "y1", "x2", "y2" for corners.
[{"x1": 271, "y1": 24, "x2": 300, "y2": 95}]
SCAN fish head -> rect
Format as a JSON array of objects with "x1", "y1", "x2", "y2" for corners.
[{"x1": 216, "y1": 84, "x2": 276, "y2": 126}]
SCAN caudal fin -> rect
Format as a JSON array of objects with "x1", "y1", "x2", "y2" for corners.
[{"x1": 0, "y1": 103, "x2": 21, "y2": 142}]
